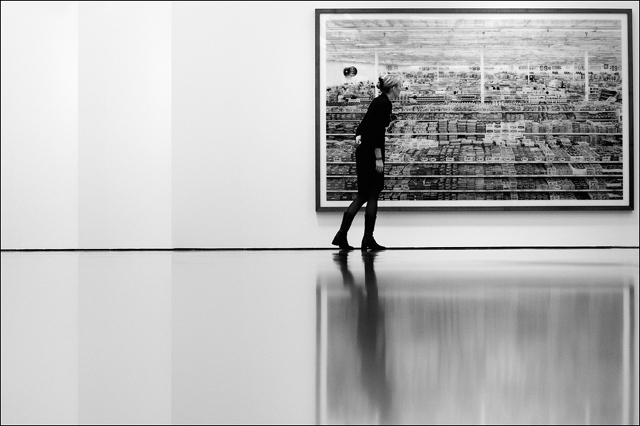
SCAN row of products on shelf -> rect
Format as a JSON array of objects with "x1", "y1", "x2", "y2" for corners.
[
  {"x1": 388, "y1": 119, "x2": 622, "y2": 134},
  {"x1": 326, "y1": 81, "x2": 375, "y2": 101},
  {"x1": 327, "y1": 101, "x2": 620, "y2": 113},
  {"x1": 399, "y1": 72, "x2": 620, "y2": 84},
  {"x1": 326, "y1": 97, "x2": 590, "y2": 106},
  {"x1": 327, "y1": 191, "x2": 620, "y2": 202},
  {"x1": 327, "y1": 119, "x2": 622, "y2": 135},
  {"x1": 327, "y1": 177, "x2": 622, "y2": 192},
  {"x1": 327, "y1": 88, "x2": 617, "y2": 105},
  {"x1": 328, "y1": 111, "x2": 617, "y2": 121},
  {"x1": 326, "y1": 139, "x2": 623, "y2": 163},
  {"x1": 328, "y1": 162, "x2": 622, "y2": 177}
]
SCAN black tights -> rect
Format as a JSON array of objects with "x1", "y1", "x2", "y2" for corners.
[{"x1": 346, "y1": 192, "x2": 379, "y2": 217}]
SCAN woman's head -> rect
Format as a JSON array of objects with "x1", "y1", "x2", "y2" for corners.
[{"x1": 377, "y1": 74, "x2": 402, "y2": 98}]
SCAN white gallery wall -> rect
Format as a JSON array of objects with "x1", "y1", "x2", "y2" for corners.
[
  {"x1": 1, "y1": 1, "x2": 639, "y2": 250},
  {"x1": 1, "y1": 2, "x2": 79, "y2": 249},
  {"x1": 78, "y1": 2, "x2": 172, "y2": 249}
]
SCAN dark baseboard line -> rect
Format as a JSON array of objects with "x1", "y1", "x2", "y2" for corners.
[{"x1": 1, "y1": 246, "x2": 638, "y2": 252}]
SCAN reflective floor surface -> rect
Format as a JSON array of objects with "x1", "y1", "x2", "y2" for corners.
[{"x1": 1, "y1": 249, "x2": 638, "y2": 425}]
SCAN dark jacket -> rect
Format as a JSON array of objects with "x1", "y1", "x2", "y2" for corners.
[{"x1": 355, "y1": 93, "x2": 392, "y2": 151}]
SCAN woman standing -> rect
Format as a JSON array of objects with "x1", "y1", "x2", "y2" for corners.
[{"x1": 332, "y1": 74, "x2": 402, "y2": 251}]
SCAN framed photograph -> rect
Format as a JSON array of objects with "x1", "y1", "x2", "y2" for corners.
[{"x1": 316, "y1": 9, "x2": 634, "y2": 211}]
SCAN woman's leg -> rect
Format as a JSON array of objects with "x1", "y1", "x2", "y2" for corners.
[
  {"x1": 333, "y1": 194, "x2": 367, "y2": 249},
  {"x1": 362, "y1": 191, "x2": 386, "y2": 251},
  {"x1": 365, "y1": 192, "x2": 378, "y2": 217},
  {"x1": 347, "y1": 194, "x2": 367, "y2": 216}
]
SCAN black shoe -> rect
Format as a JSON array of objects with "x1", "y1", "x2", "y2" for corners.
[
  {"x1": 332, "y1": 230, "x2": 354, "y2": 250},
  {"x1": 332, "y1": 212, "x2": 355, "y2": 250},
  {"x1": 361, "y1": 233, "x2": 386, "y2": 251}
]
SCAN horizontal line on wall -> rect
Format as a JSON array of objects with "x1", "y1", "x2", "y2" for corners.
[{"x1": 1, "y1": 246, "x2": 638, "y2": 252}]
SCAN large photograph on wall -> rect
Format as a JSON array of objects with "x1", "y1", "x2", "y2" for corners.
[{"x1": 316, "y1": 9, "x2": 634, "y2": 211}]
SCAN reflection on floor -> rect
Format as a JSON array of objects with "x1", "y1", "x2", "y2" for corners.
[
  {"x1": 1, "y1": 249, "x2": 638, "y2": 424},
  {"x1": 319, "y1": 251, "x2": 635, "y2": 425}
]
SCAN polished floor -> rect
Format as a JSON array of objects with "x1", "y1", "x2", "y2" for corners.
[{"x1": 1, "y1": 249, "x2": 638, "y2": 425}]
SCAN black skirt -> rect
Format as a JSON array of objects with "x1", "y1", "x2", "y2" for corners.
[{"x1": 355, "y1": 145, "x2": 384, "y2": 197}]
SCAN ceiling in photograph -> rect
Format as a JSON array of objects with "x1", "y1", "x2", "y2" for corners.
[{"x1": 324, "y1": 18, "x2": 624, "y2": 67}]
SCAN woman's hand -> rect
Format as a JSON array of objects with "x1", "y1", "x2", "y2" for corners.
[{"x1": 375, "y1": 159, "x2": 384, "y2": 174}]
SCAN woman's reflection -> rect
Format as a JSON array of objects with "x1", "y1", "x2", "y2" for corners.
[{"x1": 333, "y1": 250, "x2": 392, "y2": 424}]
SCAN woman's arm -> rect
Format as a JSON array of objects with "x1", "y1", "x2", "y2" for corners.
[
  {"x1": 374, "y1": 148, "x2": 383, "y2": 174},
  {"x1": 379, "y1": 101, "x2": 392, "y2": 128}
]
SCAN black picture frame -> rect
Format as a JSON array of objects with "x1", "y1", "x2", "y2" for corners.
[{"x1": 316, "y1": 9, "x2": 634, "y2": 211}]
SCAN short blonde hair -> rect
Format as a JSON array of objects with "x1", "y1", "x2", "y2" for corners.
[{"x1": 377, "y1": 74, "x2": 402, "y2": 93}]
